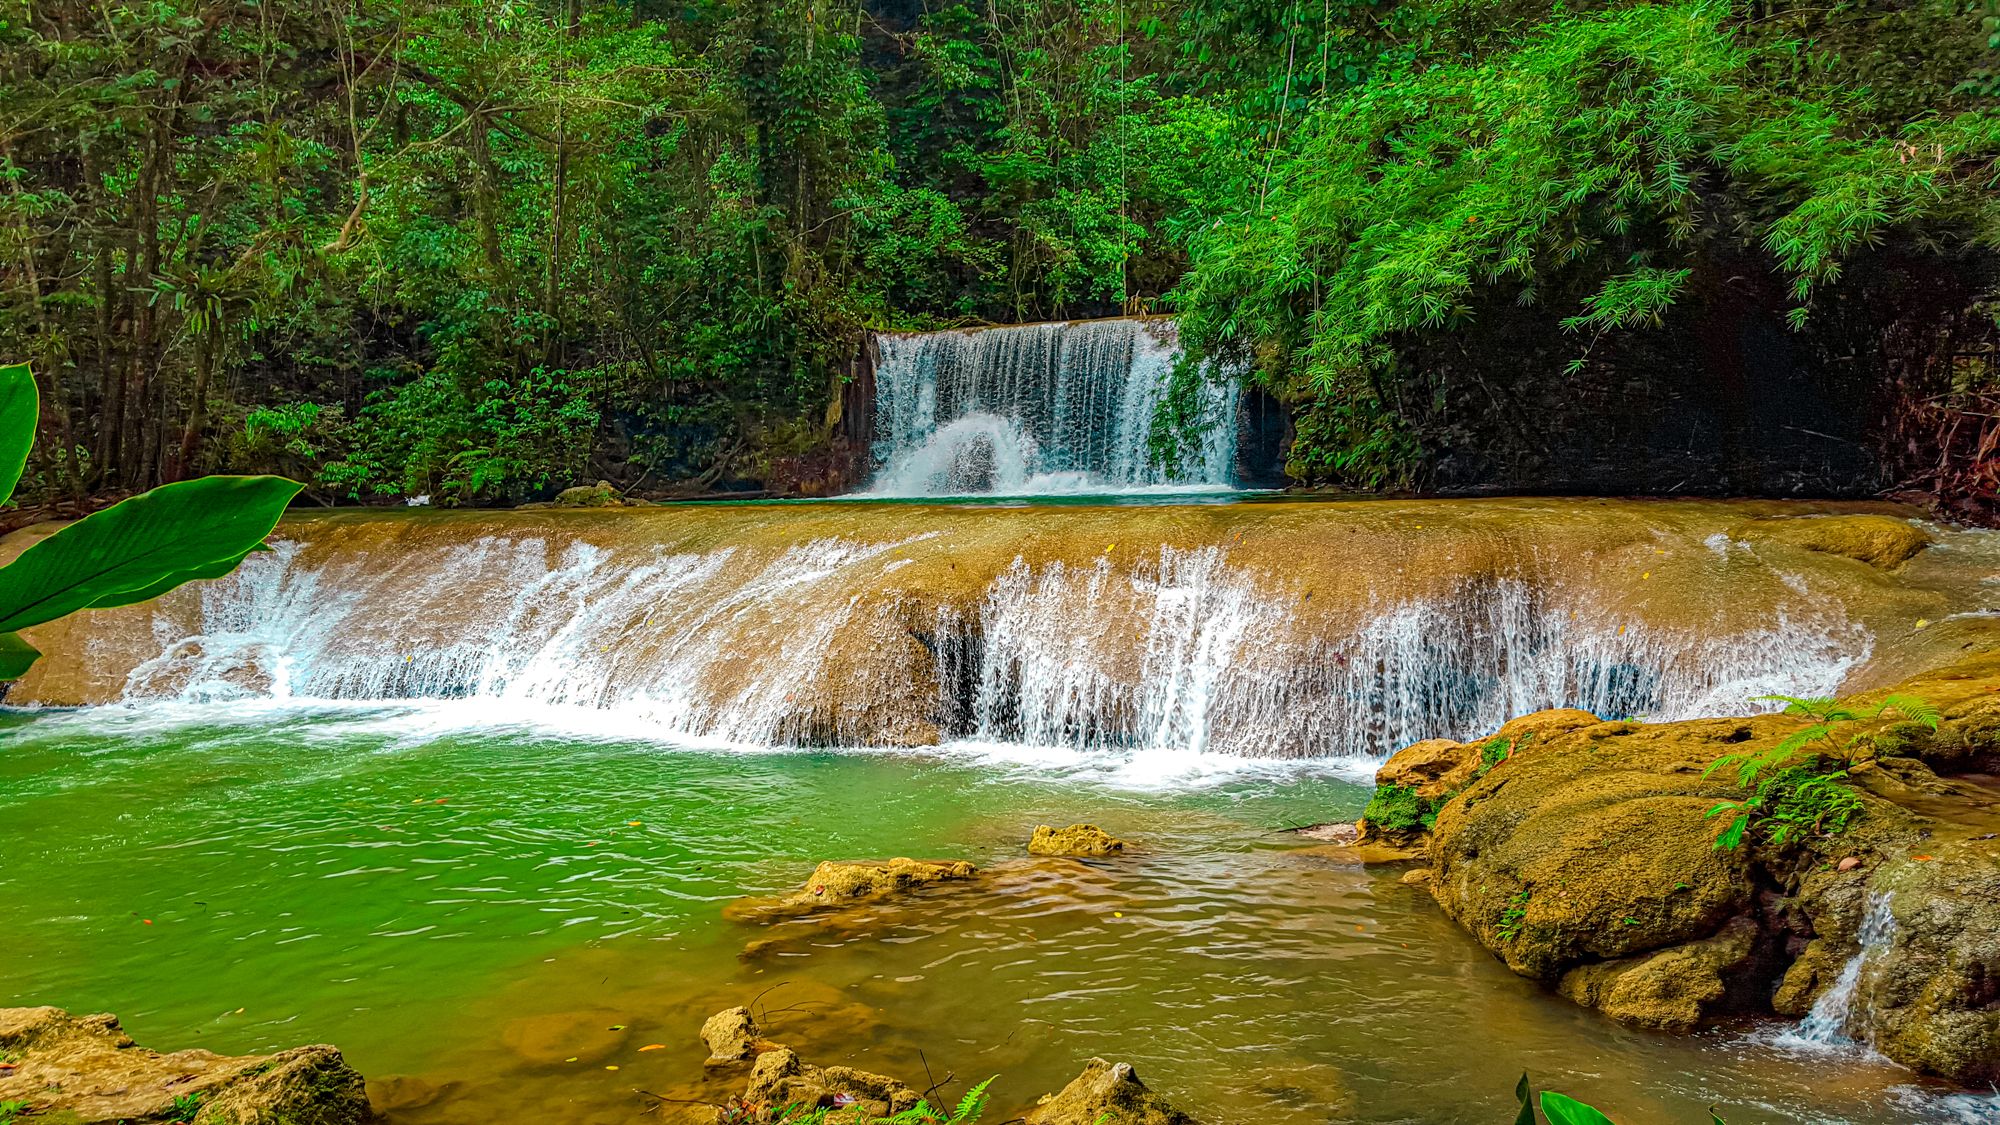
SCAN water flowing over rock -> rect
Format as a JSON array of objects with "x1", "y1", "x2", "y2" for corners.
[
  {"x1": 5, "y1": 500, "x2": 1973, "y2": 764},
  {"x1": 866, "y1": 319, "x2": 1239, "y2": 496}
]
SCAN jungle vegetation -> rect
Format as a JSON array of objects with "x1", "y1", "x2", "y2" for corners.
[{"x1": 0, "y1": 0, "x2": 1996, "y2": 508}]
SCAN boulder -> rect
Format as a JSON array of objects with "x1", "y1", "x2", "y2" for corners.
[
  {"x1": 1734, "y1": 514, "x2": 1934, "y2": 569},
  {"x1": 1554, "y1": 917, "x2": 1762, "y2": 1032},
  {"x1": 1427, "y1": 716, "x2": 1768, "y2": 981},
  {"x1": 1024, "y1": 1058, "x2": 1198, "y2": 1125},
  {"x1": 777, "y1": 858, "x2": 978, "y2": 912},
  {"x1": 700, "y1": 1006, "x2": 772, "y2": 1066},
  {"x1": 1028, "y1": 824, "x2": 1126, "y2": 857},
  {"x1": 743, "y1": 1047, "x2": 920, "y2": 1118},
  {"x1": 1373, "y1": 738, "x2": 1478, "y2": 801},
  {"x1": 554, "y1": 481, "x2": 625, "y2": 508},
  {"x1": 1863, "y1": 849, "x2": 2000, "y2": 1085},
  {"x1": 0, "y1": 1006, "x2": 371, "y2": 1125}
]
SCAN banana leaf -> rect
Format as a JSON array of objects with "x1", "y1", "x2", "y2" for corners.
[
  {"x1": 0, "y1": 475, "x2": 301, "y2": 635},
  {"x1": 0, "y1": 362, "x2": 35, "y2": 505}
]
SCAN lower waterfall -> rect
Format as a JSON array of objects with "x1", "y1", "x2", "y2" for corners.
[{"x1": 6, "y1": 500, "x2": 1902, "y2": 764}]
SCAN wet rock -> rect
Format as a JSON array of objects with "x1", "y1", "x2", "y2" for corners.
[
  {"x1": 0, "y1": 1006, "x2": 371, "y2": 1125},
  {"x1": 1374, "y1": 738, "x2": 1479, "y2": 801},
  {"x1": 743, "y1": 1046, "x2": 920, "y2": 1118},
  {"x1": 1734, "y1": 513, "x2": 1934, "y2": 569},
  {"x1": 1555, "y1": 917, "x2": 1761, "y2": 1032},
  {"x1": 700, "y1": 1006, "x2": 773, "y2": 1066},
  {"x1": 1863, "y1": 850, "x2": 2000, "y2": 1084},
  {"x1": 1427, "y1": 716, "x2": 1768, "y2": 981},
  {"x1": 777, "y1": 858, "x2": 978, "y2": 912},
  {"x1": 1399, "y1": 867, "x2": 1432, "y2": 886},
  {"x1": 1024, "y1": 1058, "x2": 1198, "y2": 1125},
  {"x1": 367, "y1": 1074, "x2": 449, "y2": 1112},
  {"x1": 554, "y1": 481, "x2": 625, "y2": 508},
  {"x1": 1292, "y1": 822, "x2": 1358, "y2": 843},
  {"x1": 1028, "y1": 824, "x2": 1126, "y2": 857},
  {"x1": 1491, "y1": 708, "x2": 1602, "y2": 745}
]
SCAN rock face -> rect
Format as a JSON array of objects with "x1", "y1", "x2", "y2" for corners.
[
  {"x1": 744, "y1": 1048, "x2": 922, "y2": 1118},
  {"x1": 776, "y1": 858, "x2": 978, "y2": 912},
  {"x1": 1864, "y1": 849, "x2": 2000, "y2": 1084},
  {"x1": 1401, "y1": 651, "x2": 2000, "y2": 1085},
  {"x1": 0, "y1": 1006, "x2": 372, "y2": 1125},
  {"x1": 1024, "y1": 1059, "x2": 1199, "y2": 1125},
  {"x1": 1028, "y1": 824, "x2": 1126, "y2": 857}
]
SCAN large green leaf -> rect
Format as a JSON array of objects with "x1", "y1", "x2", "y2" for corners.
[
  {"x1": 86, "y1": 546, "x2": 260, "y2": 610},
  {"x1": 0, "y1": 631, "x2": 39, "y2": 680},
  {"x1": 0, "y1": 362, "x2": 36, "y2": 506},
  {"x1": 1540, "y1": 1092, "x2": 1618, "y2": 1125},
  {"x1": 0, "y1": 475, "x2": 301, "y2": 634}
]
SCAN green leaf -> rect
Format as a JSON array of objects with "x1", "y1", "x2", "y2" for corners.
[
  {"x1": 87, "y1": 547, "x2": 260, "y2": 610},
  {"x1": 0, "y1": 631, "x2": 40, "y2": 680},
  {"x1": 0, "y1": 475, "x2": 301, "y2": 634},
  {"x1": 0, "y1": 362, "x2": 36, "y2": 506},
  {"x1": 1513, "y1": 1073, "x2": 1536, "y2": 1125},
  {"x1": 1540, "y1": 1091, "x2": 1618, "y2": 1125}
]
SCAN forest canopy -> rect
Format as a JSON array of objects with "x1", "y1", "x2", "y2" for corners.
[{"x1": 0, "y1": 0, "x2": 1995, "y2": 507}]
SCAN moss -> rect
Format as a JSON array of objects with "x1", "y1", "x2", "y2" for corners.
[{"x1": 1363, "y1": 783, "x2": 1440, "y2": 835}]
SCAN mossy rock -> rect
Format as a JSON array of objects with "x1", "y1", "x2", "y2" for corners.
[
  {"x1": 1028, "y1": 824, "x2": 1126, "y2": 856},
  {"x1": 1734, "y1": 513, "x2": 1934, "y2": 569}
]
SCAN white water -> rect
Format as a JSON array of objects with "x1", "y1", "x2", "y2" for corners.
[
  {"x1": 77, "y1": 534, "x2": 1870, "y2": 771},
  {"x1": 949, "y1": 552, "x2": 1863, "y2": 759},
  {"x1": 1784, "y1": 893, "x2": 1898, "y2": 1051},
  {"x1": 867, "y1": 319, "x2": 1240, "y2": 496}
]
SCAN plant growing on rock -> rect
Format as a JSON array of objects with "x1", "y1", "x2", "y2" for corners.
[
  {"x1": 0, "y1": 363, "x2": 300, "y2": 680},
  {"x1": 1362, "y1": 783, "x2": 1440, "y2": 836},
  {"x1": 1703, "y1": 694, "x2": 1938, "y2": 850}
]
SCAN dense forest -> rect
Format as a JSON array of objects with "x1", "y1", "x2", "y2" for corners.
[{"x1": 0, "y1": 0, "x2": 1997, "y2": 511}]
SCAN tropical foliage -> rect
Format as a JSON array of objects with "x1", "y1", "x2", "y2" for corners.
[
  {"x1": 0, "y1": 0, "x2": 1994, "y2": 504},
  {"x1": 0, "y1": 364, "x2": 297, "y2": 680},
  {"x1": 1703, "y1": 693, "x2": 1940, "y2": 850}
]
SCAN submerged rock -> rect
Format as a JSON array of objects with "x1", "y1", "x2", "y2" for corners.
[
  {"x1": 1024, "y1": 1058, "x2": 1199, "y2": 1125},
  {"x1": 744, "y1": 1047, "x2": 921, "y2": 1118},
  {"x1": 0, "y1": 1006, "x2": 372, "y2": 1125},
  {"x1": 777, "y1": 858, "x2": 978, "y2": 912},
  {"x1": 1028, "y1": 824, "x2": 1126, "y2": 856}
]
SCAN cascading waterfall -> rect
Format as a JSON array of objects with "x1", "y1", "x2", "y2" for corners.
[
  {"x1": 945, "y1": 549, "x2": 1864, "y2": 758},
  {"x1": 1787, "y1": 893, "x2": 1898, "y2": 1050},
  {"x1": 867, "y1": 318, "x2": 1240, "y2": 496},
  {"x1": 72, "y1": 520, "x2": 1872, "y2": 763}
]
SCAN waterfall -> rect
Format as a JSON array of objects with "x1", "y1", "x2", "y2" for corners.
[
  {"x1": 949, "y1": 552, "x2": 1862, "y2": 759},
  {"x1": 7, "y1": 503, "x2": 1891, "y2": 764},
  {"x1": 1788, "y1": 893, "x2": 1897, "y2": 1049},
  {"x1": 866, "y1": 319, "x2": 1240, "y2": 496}
]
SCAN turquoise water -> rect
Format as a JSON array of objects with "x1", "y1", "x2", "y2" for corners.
[{"x1": 0, "y1": 703, "x2": 1989, "y2": 1124}]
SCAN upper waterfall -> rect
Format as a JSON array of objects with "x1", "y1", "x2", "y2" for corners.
[{"x1": 865, "y1": 318, "x2": 1241, "y2": 496}]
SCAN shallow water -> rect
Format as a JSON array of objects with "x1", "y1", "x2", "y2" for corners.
[{"x1": 2, "y1": 704, "x2": 1990, "y2": 1125}]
